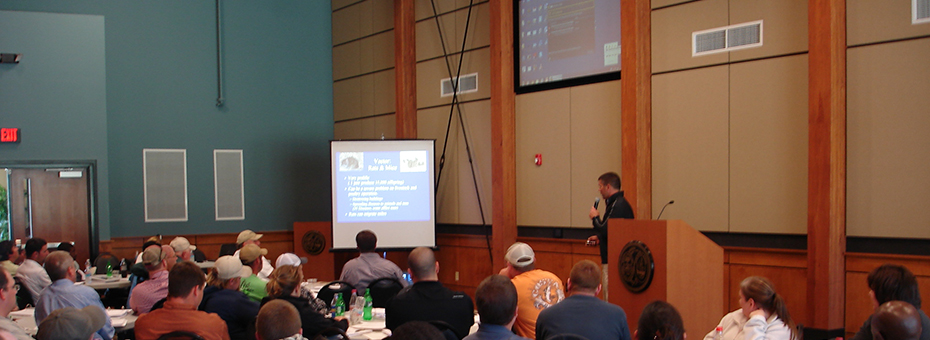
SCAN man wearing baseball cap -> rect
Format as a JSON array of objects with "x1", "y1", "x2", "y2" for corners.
[
  {"x1": 239, "y1": 244, "x2": 269, "y2": 303},
  {"x1": 498, "y1": 242, "x2": 564, "y2": 339},
  {"x1": 129, "y1": 245, "x2": 176, "y2": 315},
  {"x1": 169, "y1": 237, "x2": 196, "y2": 262},
  {"x1": 234, "y1": 230, "x2": 273, "y2": 281},
  {"x1": 36, "y1": 306, "x2": 107, "y2": 340},
  {"x1": 202, "y1": 255, "x2": 258, "y2": 340}
]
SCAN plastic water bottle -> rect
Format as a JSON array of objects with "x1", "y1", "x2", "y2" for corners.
[
  {"x1": 84, "y1": 259, "x2": 92, "y2": 273},
  {"x1": 330, "y1": 295, "x2": 339, "y2": 318},
  {"x1": 334, "y1": 293, "x2": 346, "y2": 317},
  {"x1": 354, "y1": 293, "x2": 365, "y2": 323},
  {"x1": 713, "y1": 326, "x2": 723, "y2": 340},
  {"x1": 363, "y1": 288, "x2": 373, "y2": 321},
  {"x1": 105, "y1": 261, "x2": 113, "y2": 278},
  {"x1": 348, "y1": 289, "x2": 359, "y2": 324},
  {"x1": 119, "y1": 259, "x2": 128, "y2": 277}
]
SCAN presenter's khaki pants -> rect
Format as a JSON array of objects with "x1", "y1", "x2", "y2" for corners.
[{"x1": 602, "y1": 264, "x2": 609, "y2": 300}]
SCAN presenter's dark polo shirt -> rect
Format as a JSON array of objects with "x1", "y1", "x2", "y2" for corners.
[{"x1": 385, "y1": 281, "x2": 475, "y2": 339}]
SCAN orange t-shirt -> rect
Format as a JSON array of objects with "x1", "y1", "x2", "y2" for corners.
[
  {"x1": 511, "y1": 269, "x2": 565, "y2": 339},
  {"x1": 134, "y1": 300, "x2": 230, "y2": 340}
]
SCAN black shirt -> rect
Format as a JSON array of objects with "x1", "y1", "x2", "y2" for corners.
[
  {"x1": 592, "y1": 191, "x2": 635, "y2": 264},
  {"x1": 385, "y1": 281, "x2": 475, "y2": 339}
]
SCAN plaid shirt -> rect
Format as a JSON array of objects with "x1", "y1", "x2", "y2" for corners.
[{"x1": 130, "y1": 270, "x2": 169, "y2": 314}]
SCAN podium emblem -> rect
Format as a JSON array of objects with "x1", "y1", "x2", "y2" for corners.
[
  {"x1": 301, "y1": 231, "x2": 326, "y2": 255},
  {"x1": 618, "y1": 240, "x2": 654, "y2": 293}
]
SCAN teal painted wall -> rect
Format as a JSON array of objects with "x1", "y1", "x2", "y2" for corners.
[{"x1": 0, "y1": 1, "x2": 335, "y2": 239}]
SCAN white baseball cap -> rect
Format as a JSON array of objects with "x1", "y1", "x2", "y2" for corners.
[
  {"x1": 169, "y1": 237, "x2": 196, "y2": 253},
  {"x1": 215, "y1": 255, "x2": 250, "y2": 280},
  {"x1": 505, "y1": 242, "x2": 535, "y2": 268},
  {"x1": 276, "y1": 253, "x2": 308, "y2": 267}
]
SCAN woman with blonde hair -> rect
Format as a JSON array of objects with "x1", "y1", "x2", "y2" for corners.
[
  {"x1": 704, "y1": 276, "x2": 795, "y2": 340},
  {"x1": 262, "y1": 265, "x2": 348, "y2": 337}
]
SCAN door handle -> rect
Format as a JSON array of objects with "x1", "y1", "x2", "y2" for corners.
[{"x1": 24, "y1": 178, "x2": 33, "y2": 239}]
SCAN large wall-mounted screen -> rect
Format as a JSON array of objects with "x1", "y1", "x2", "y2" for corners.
[{"x1": 515, "y1": 0, "x2": 621, "y2": 93}]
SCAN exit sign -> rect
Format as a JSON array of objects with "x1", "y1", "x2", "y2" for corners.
[{"x1": 1, "y1": 128, "x2": 19, "y2": 143}]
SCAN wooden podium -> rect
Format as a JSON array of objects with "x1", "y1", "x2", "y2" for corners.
[
  {"x1": 608, "y1": 219, "x2": 723, "y2": 336},
  {"x1": 293, "y1": 222, "x2": 335, "y2": 281}
]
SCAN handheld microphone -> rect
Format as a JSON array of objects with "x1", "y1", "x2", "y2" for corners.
[
  {"x1": 594, "y1": 197, "x2": 600, "y2": 209},
  {"x1": 656, "y1": 200, "x2": 675, "y2": 220}
]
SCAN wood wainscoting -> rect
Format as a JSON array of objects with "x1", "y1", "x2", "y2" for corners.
[{"x1": 102, "y1": 230, "x2": 930, "y2": 336}]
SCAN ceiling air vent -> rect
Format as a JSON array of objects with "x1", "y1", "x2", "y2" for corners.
[
  {"x1": 693, "y1": 20, "x2": 764, "y2": 57},
  {"x1": 441, "y1": 73, "x2": 479, "y2": 97},
  {"x1": 915, "y1": 0, "x2": 930, "y2": 24}
]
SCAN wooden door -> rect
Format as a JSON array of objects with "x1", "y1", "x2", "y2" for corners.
[{"x1": 8, "y1": 168, "x2": 91, "y2": 266}]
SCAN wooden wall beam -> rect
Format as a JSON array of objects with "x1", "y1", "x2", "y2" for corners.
[
  {"x1": 807, "y1": 0, "x2": 846, "y2": 332},
  {"x1": 620, "y1": 0, "x2": 652, "y2": 218},
  {"x1": 489, "y1": 0, "x2": 517, "y2": 272},
  {"x1": 395, "y1": 0, "x2": 417, "y2": 138}
]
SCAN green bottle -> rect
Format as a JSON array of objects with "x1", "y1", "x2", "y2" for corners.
[
  {"x1": 105, "y1": 261, "x2": 112, "y2": 278},
  {"x1": 334, "y1": 292, "x2": 345, "y2": 316},
  {"x1": 363, "y1": 288, "x2": 373, "y2": 320}
]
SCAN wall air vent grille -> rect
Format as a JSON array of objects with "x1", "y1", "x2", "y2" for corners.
[
  {"x1": 915, "y1": 0, "x2": 930, "y2": 24},
  {"x1": 693, "y1": 20, "x2": 764, "y2": 57},
  {"x1": 441, "y1": 73, "x2": 479, "y2": 97}
]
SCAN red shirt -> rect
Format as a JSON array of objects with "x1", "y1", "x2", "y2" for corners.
[{"x1": 135, "y1": 299, "x2": 230, "y2": 340}]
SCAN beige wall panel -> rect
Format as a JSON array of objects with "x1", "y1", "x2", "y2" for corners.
[
  {"x1": 418, "y1": 106, "x2": 462, "y2": 224},
  {"x1": 458, "y1": 2, "x2": 491, "y2": 51},
  {"x1": 333, "y1": 0, "x2": 363, "y2": 12},
  {"x1": 416, "y1": 48, "x2": 491, "y2": 108},
  {"x1": 729, "y1": 55, "x2": 808, "y2": 234},
  {"x1": 416, "y1": 12, "x2": 457, "y2": 61},
  {"x1": 359, "y1": 31, "x2": 395, "y2": 75},
  {"x1": 356, "y1": 74, "x2": 377, "y2": 119},
  {"x1": 452, "y1": 101, "x2": 494, "y2": 224},
  {"x1": 729, "y1": 0, "x2": 808, "y2": 62},
  {"x1": 416, "y1": 0, "x2": 461, "y2": 20},
  {"x1": 848, "y1": 0, "x2": 930, "y2": 46},
  {"x1": 652, "y1": 0, "x2": 729, "y2": 74},
  {"x1": 847, "y1": 39, "x2": 930, "y2": 238},
  {"x1": 372, "y1": 69, "x2": 397, "y2": 116},
  {"x1": 569, "y1": 81, "x2": 623, "y2": 228},
  {"x1": 334, "y1": 119, "x2": 372, "y2": 140},
  {"x1": 516, "y1": 88, "x2": 573, "y2": 227},
  {"x1": 652, "y1": 66, "x2": 729, "y2": 231},
  {"x1": 333, "y1": 77, "x2": 362, "y2": 121},
  {"x1": 653, "y1": 0, "x2": 693, "y2": 9},
  {"x1": 371, "y1": 114, "x2": 396, "y2": 140},
  {"x1": 370, "y1": 0, "x2": 395, "y2": 34},
  {"x1": 332, "y1": 2, "x2": 362, "y2": 45},
  {"x1": 333, "y1": 41, "x2": 362, "y2": 80}
]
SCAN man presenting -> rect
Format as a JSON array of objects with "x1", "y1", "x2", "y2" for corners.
[{"x1": 585, "y1": 172, "x2": 634, "y2": 299}]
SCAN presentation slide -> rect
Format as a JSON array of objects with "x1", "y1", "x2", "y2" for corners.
[
  {"x1": 517, "y1": 0, "x2": 621, "y2": 89},
  {"x1": 331, "y1": 140, "x2": 436, "y2": 250}
]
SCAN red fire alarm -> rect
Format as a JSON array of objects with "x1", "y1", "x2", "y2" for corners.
[
  {"x1": 534, "y1": 154, "x2": 542, "y2": 166},
  {"x1": 0, "y1": 128, "x2": 19, "y2": 143}
]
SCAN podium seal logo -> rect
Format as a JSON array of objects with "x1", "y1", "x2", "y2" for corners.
[
  {"x1": 618, "y1": 240, "x2": 654, "y2": 293},
  {"x1": 301, "y1": 231, "x2": 326, "y2": 256}
]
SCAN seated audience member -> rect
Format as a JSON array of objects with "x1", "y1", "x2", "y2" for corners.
[
  {"x1": 202, "y1": 255, "x2": 259, "y2": 340},
  {"x1": 16, "y1": 238, "x2": 51, "y2": 301},
  {"x1": 386, "y1": 247, "x2": 474, "y2": 339},
  {"x1": 464, "y1": 275, "x2": 529, "y2": 340},
  {"x1": 256, "y1": 299, "x2": 305, "y2": 340},
  {"x1": 852, "y1": 264, "x2": 930, "y2": 340},
  {"x1": 389, "y1": 321, "x2": 447, "y2": 340},
  {"x1": 34, "y1": 251, "x2": 114, "y2": 340},
  {"x1": 235, "y1": 230, "x2": 273, "y2": 280},
  {"x1": 276, "y1": 253, "x2": 327, "y2": 315},
  {"x1": 239, "y1": 244, "x2": 269, "y2": 303},
  {"x1": 499, "y1": 242, "x2": 564, "y2": 339},
  {"x1": 872, "y1": 301, "x2": 923, "y2": 340},
  {"x1": 53, "y1": 243, "x2": 82, "y2": 280},
  {"x1": 170, "y1": 237, "x2": 197, "y2": 262},
  {"x1": 536, "y1": 260, "x2": 631, "y2": 340},
  {"x1": 130, "y1": 238, "x2": 164, "y2": 280},
  {"x1": 339, "y1": 230, "x2": 408, "y2": 292},
  {"x1": 0, "y1": 267, "x2": 32, "y2": 340},
  {"x1": 262, "y1": 265, "x2": 348, "y2": 337},
  {"x1": 13, "y1": 248, "x2": 23, "y2": 266},
  {"x1": 0, "y1": 242, "x2": 19, "y2": 276},
  {"x1": 637, "y1": 301, "x2": 686, "y2": 340},
  {"x1": 703, "y1": 276, "x2": 794, "y2": 340},
  {"x1": 36, "y1": 306, "x2": 107, "y2": 340},
  {"x1": 134, "y1": 261, "x2": 229, "y2": 340},
  {"x1": 129, "y1": 245, "x2": 175, "y2": 314}
]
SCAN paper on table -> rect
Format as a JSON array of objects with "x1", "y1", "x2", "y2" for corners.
[
  {"x1": 8, "y1": 308, "x2": 32, "y2": 318},
  {"x1": 352, "y1": 320, "x2": 386, "y2": 330},
  {"x1": 107, "y1": 309, "x2": 131, "y2": 317},
  {"x1": 111, "y1": 317, "x2": 128, "y2": 328}
]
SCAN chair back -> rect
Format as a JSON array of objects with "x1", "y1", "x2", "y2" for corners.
[
  {"x1": 218, "y1": 243, "x2": 237, "y2": 257},
  {"x1": 156, "y1": 331, "x2": 205, "y2": 340},
  {"x1": 191, "y1": 249, "x2": 206, "y2": 262},
  {"x1": 94, "y1": 253, "x2": 119, "y2": 274},
  {"x1": 367, "y1": 277, "x2": 404, "y2": 308},
  {"x1": 317, "y1": 281, "x2": 355, "y2": 308},
  {"x1": 150, "y1": 297, "x2": 168, "y2": 311},
  {"x1": 547, "y1": 334, "x2": 591, "y2": 340},
  {"x1": 13, "y1": 277, "x2": 32, "y2": 309},
  {"x1": 427, "y1": 320, "x2": 461, "y2": 340}
]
